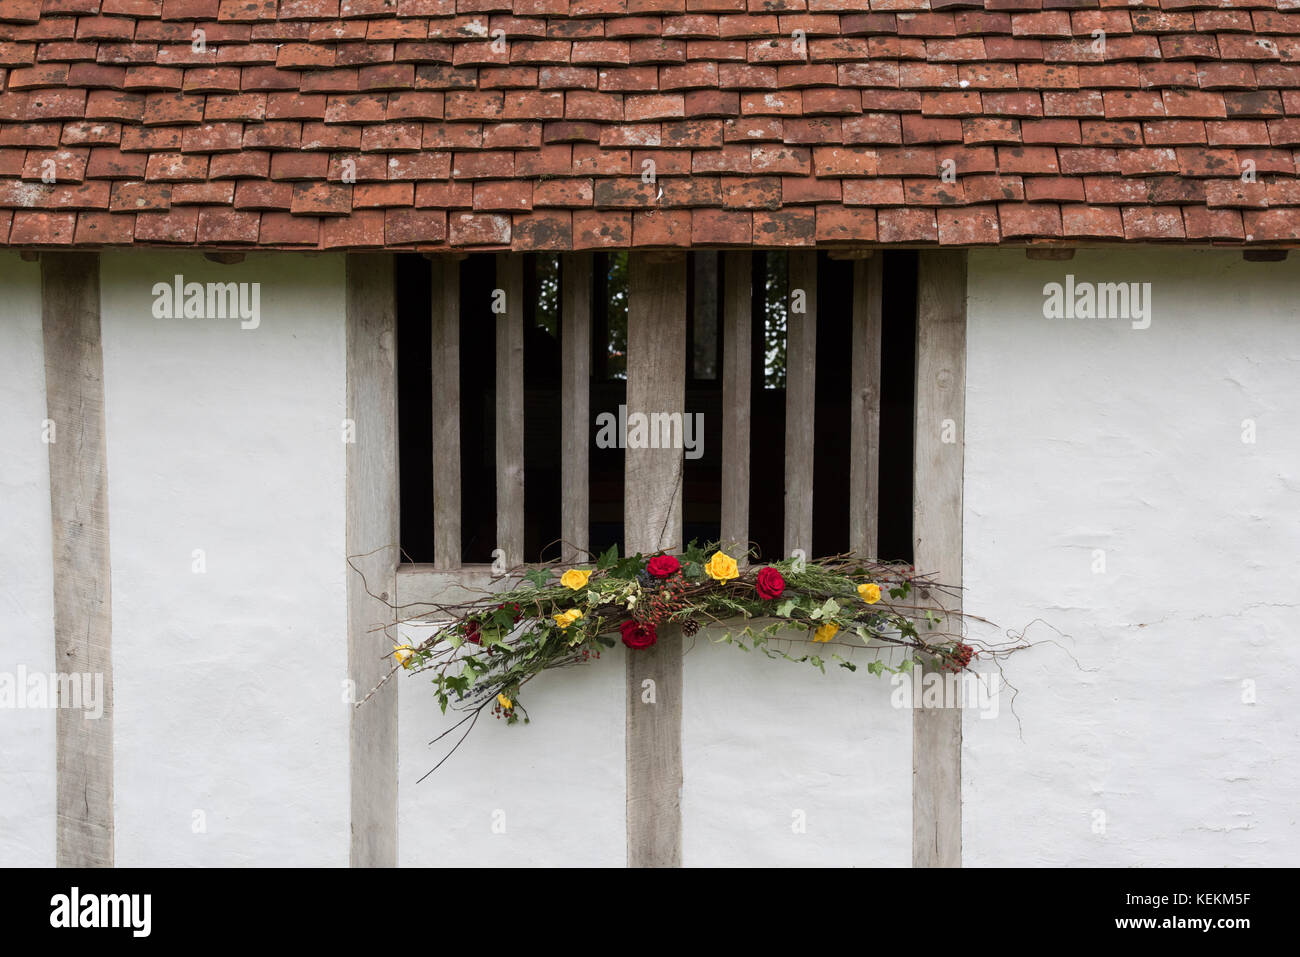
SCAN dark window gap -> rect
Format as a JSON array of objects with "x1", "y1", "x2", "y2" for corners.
[{"x1": 398, "y1": 250, "x2": 915, "y2": 568}]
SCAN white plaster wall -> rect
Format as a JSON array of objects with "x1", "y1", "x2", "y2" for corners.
[
  {"x1": 397, "y1": 615, "x2": 626, "y2": 867},
  {"x1": 964, "y1": 248, "x2": 1300, "y2": 866},
  {"x1": 100, "y1": 252, "x2": 348, "y2": 866},
  {"x1": 396, "y1": 602, "x2": 909, "y2": 867},
  {"x1": 0, "y1": 253, "x2": 55, "y2": 867},
  {"x1": 683, "y1": 628, "x2": 911, "y2": 866}
]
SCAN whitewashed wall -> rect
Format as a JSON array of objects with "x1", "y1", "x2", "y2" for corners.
[
  {"x1": 397, "y1": 616, "x2": 626, "y2": 867},
  {"x1": 0, "y1": 253, "x2": 55, "y2": 867},
  {"x1": 13, "y1": 245, "x2": 1296, "y2": 868},
  {"x1": 100, "y1": 252, "x2": 348, "y2": 866},
  {"x1": 683, "y1": 631, "x2": 911, "y2": 866},
  {"x1": 964, "y1": 248, "x2": 1300, "y2": 866},
  {"x1": 394, "y1": 615, "x2": 909, "y2": 867}
]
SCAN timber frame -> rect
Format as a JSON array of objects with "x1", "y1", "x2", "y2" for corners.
[
  {"x1": 38, "y1": 244, "x2": 967, "y2": 868},
  {"x1": 37, "y1": 246, "x2": 964, "y2": 868},
  {"x1": 373, "y1": 248, "x2": 967, "y2": 867}
]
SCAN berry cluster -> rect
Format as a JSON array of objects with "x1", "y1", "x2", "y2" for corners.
[
  {"x1": 941, "y1": 643, "x2": 976, "y2": 672},
  {"x1": 635, "y1": 572, "x2": 688, "y2": 626}
]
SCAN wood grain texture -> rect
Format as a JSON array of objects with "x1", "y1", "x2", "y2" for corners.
[
  {"x1": 561, "y1": 253, "x2": 591, "y2": 564},
  {"x1": 346, "y1": 254, "x2": 400, "y2": 868},
  {"x1": 496, "y1": 254, "x2": 525, "y2": 568},
  {"x1": 431, "y1": 257, "x2": 461, "y2": 571},
  {"x1": 42, "y1": 252, "x2": 114, "y2": 868},
  {"x1": 721, "y1": 251, "x2": 751, "y2": 559},
  {"x1": 625, "y1": 252, "x2": 686, "y2": 868},
  {"x1": 850, "y1": 256, "x2": 883, "y2": 558},
  {"x1": 784, "y1": 250, "x2": 817, "y2": 556},
  {"x1": 912, "y1": 249, "x2": 967, "y2": 869}
]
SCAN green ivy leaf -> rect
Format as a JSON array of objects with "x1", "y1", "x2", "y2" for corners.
[
  {"x1": 596, "y1": 544, "x2": 620, "y2": 571},
  {"x1": 524, "y1": 568, "x2": 552, "y2": 587}
]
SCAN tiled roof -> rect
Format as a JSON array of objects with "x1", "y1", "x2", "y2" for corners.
[{"x1": 1, "y1": 0, "x2": 1299, "y2": 249}]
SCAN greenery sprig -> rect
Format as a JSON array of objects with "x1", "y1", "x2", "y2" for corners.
[{"x1": 369, "y1": 543, "x2": 1003, "y2": 778}]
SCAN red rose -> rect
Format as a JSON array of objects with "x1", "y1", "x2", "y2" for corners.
[
  {"x1": 646, "y1": 554, "x2": 681, "y2": 579},
  {"x1": 461, "y1": 620, "x2": 482, "y2": 645},
  {"x1": 755, "y1": 566, "x2": 785, "y2": 600},
  {"x1": 620, "y1": 621, "x2": 658, "y2": 650}
]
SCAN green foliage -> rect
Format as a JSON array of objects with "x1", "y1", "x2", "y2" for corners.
[{"x1": 392, "y1": 544, "x2": 967, "y2": 738}]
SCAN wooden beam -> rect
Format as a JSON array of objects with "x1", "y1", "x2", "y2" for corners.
[
  {"x1": 561, "y1": 253, "x2": 591, "y2": 564},
  {"x1": 431, "y1": 257, "x2": 460, "y2": 571},
  {"x1": 345, "y1": 254, "x2": 399, "y2": 868},
  {"x1": 721, "y1": 251, "x2": 751, "y2": 559},
  {"x1": 42, "y1": 252, "x2": 113, "y2": 868},
  {"x1": 496, "y1": 253, "x2": 525, "y2": 569},
  {"x1": 784, "y1": 250, "x2": 817, "y2": 556},
  {"x1": 849, "y1": 255, "x2": 883, "y2": 558},
  {"x1": 625, "y1": 251, "x2": 687, "y2": 868},
  {"x1": 913, "y1": 249, "x2": 967, "y2": 869}
]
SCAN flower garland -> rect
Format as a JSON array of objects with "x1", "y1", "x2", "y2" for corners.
[{"x1": 379, "y1": 543, "x2": 991, "y2": 773}]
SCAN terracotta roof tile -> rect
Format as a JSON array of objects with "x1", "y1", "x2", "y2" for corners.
[{"x1": 1, "y1": 0, "x2": 1298, "y2": 248}]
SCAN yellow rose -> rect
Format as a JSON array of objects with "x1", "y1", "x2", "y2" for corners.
[
  {"x1": 857, "y1": 582, "x2": 882, "y2": 604},
  {"x1": 704, "y1": 551, "x2": 739, "y2": 582},
  {"x1": 812, "y1": 622, "x2": 839, "y2": 644},
  {"x1": 392, "y1": 644, "x2": 415, "y2": 669},
  {"x1": 497, "y1": 693, "x2": 512, "y2": 710},
  {"x1": 560, "y1": 568, "x2": 593, "y2": 590},
  {"x1": 553, "y1": 609, "x2": 584, "y2": 630}
]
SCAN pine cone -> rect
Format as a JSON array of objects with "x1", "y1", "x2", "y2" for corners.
[{"x1": 681, "y1": 618, "x2": 700, "y2": 637}]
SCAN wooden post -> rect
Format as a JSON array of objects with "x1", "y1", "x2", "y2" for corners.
[
  {"x1": 850, "y1": 256, "x2": 883, "y2": 558},
  {"x1": 721, "y1": 252, "x2": 751, "y2": 558},
  {"x1": 625, "y1": 252, "x2": 687, "y2": 868},
  {"x1": 561, "y1": 253, "x2": 591, "y2": 564},
  {"x1": 346, "y1": 254, "x2": 399, "y2": 868},
  {"x1": 913, "y1": 250, "x2": 967, "y2": 868},
  {"x1": 784, "y1": 251, "x2": 817, "y2": 556},
  {"x1": 42, "y1": 252, "x2": 114, "y2": 868},
  {"x1": 431, "y1": 257, "x2": 461, "y2": 571},
  {"x1": 496, "y1": 254, "x2": 525, "y2": 569}
]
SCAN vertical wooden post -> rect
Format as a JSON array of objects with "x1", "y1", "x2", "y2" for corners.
[
  {"x1": 721, "y1": 252, "x2": 751, "y2": 558},
  {"x1": 850, "y1": 255, "x2": 883, "y2": 558},
  {"x1": 431, "y1": 257, "x2": 461, "y2": 571},
  {"x1": 625, "y1": 252, "x2": 686, "y2": 868},
  {"x1": 42, "y1": 252, "x2": 114, "y2": 868},
  {"x1": 913, "y1": 250, "x2": 967, "y2": 868},
  {"x1": 346, "y1": 254, "x2": 399, "y2": 868},
  {"x1": 561, "y1": 253, "x2": 591, "y2": 564},
  {"x1": 784, "y1": 250, "x2": 817, "y2": 556},
  {"x1": 496, "y1": 254, "x2": 526, "y2": 569}
]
